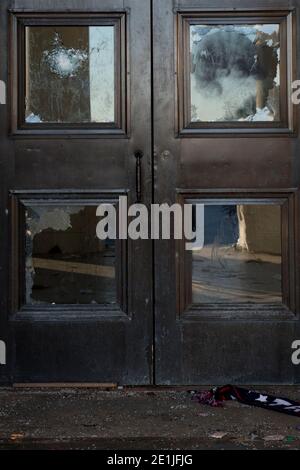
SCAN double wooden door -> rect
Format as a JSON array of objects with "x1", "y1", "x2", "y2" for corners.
[{"x1": 0, "y1": 0, "x2": 299, "y2": 385}]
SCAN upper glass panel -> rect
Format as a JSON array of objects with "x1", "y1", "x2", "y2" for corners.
[
  {"x1": 25, "y1": 26, "x2": 115, "y2": 124},
  {"x1": 190, "y1": 24, "x2": 280, "y2": 122}
]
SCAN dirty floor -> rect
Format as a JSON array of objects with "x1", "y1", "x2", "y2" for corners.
[{"x1": 0, "y1": 386, "x2": 300, "y2": 450}]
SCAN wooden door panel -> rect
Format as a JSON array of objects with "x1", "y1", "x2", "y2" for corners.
[
  {"x1": 0, "y1": 0, "x2": 153, "y2": 385},
  {"x1": 153, "y1": 0, "x2": 300, "y2": 384}
]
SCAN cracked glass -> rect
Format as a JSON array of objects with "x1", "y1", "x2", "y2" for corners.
[
  {"x1": 190, "y1": 24, "x2": 280, "y2": 122},
  {"x1": 25, "y1": 26, "x2": 115, "y2": 123}
]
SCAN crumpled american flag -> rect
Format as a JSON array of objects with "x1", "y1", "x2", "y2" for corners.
[{"x1": 192, "y1": 384, "x2": 300, "y2": 417}]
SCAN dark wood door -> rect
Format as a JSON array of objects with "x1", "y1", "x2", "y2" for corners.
[
  {"x1": 153, "y1": 0, "x2": 300, "y2": 384},
  {"x1": 0, "y1": 0, "x2": 153, "y2": 384},
  {"x1": 1, "y1": 0, "x2": 300, "y2": 387}
]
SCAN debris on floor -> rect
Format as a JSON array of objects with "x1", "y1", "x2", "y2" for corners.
[
  {"x1": 0, "y1": 387, "x2": 300, "y2": 450},
  {"x1": 192, "y1": 384, "x2": 300, "y2": 417},
  {"x1": 263, "y1": 435, "x2": 285, "y2": 441},
  {"x1": 209, "y1": 431, "x2": 228, "y2": 439}
]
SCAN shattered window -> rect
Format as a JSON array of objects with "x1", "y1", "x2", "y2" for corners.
[
  {"x1": 190, "y1": 24, "x2": 280, "y2": 122},
  {"x1": 25, "y1": 26, "x2": 115, "y2": 123},
  {"x1": 192, "y1": 204, "x2": 282, "y2": 303},
  {"x1": 25, "y1": 205, "x2": 117, "y2": 305}
]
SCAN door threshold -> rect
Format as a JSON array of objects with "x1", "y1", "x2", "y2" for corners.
[
  {"x1": 12, "y1": 383, "x2": 199, "y2": 391},
  {"x1": 13, "y1": 383, "x2": 118, "y2": 389}
]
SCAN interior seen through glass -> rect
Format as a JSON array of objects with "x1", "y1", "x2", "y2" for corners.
[
  {"x1": 190, "y1": 24, "x2": 280, "y2": 122},
  {"x1": 192, "y1": 204, "x2": 282, "y2": 303},
  {"x1": 23, "y1": 202, "x2": 282, "y2": 305},
  {"x1": 25, "y1": 205, "x2": 116, "y2": 305},
  {"x1": 25, "y1": 26, "x2": 115, "y2": 123}
]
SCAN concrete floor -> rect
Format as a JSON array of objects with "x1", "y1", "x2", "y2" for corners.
[{"x1": 0, "y1": 386, "x2": 300, "y2": 449}]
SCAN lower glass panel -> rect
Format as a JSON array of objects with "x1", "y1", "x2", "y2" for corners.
[
  {"x1": 25, "y1": 204, "x2": 116, "y2": 305},
  {"x1": 192, "y1": 204, "x2": 282, "y2": 303}
]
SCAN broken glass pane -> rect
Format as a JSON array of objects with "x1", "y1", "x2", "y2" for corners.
[
  {"x1": 190, "y1": 24, "x2": 280, "y2": 122},
  {"x1": 25, "y1": 26, "x2": 115, "y2": 123},
  {"x1": 192, "y1": 204, "x2": 282, "y2": 303},
  {"x1": 25, "y1": 205, "x2": 117, "y2": 305}
]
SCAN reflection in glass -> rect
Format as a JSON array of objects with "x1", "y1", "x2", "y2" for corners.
[
  {"x1": 192, "y1": 205, "x2": 282, "y2": 303},
  {"x1": 25, "y1": 26, "x2": 115, "y2": 123},
  {"x1": 25, "y1": 205, "x2": 116, "y2": 305},
  {"x1": 190, "y1": 24, "x2": 280, "y2": 122}
]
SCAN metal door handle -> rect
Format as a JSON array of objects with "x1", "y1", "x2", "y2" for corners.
[{"x1": 135, "y1": 150, "x2": 143, "y2": 203}]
